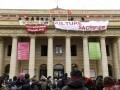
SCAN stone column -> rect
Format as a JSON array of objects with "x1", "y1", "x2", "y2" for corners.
[
  {"x1": 83, "y1": 36, "x2": 90, "y2": 77},
  {"x1": 47, "y1": 36, "x2": 53, "y2": 78},
  {"x1": 100, "y1": 36, "x2": 109, "y2": 77},
  {"x1": 97, "y1": 60, "x2": 102, "y2": 76},
  {"x1": 0, "y1": 38, "x2": 4, "y2": 76},
  {"x1": 29, "y1": 36, "x2": 36, "y2": 78},
  {"x1": 9, "y1": 36, "x2": 18, "y2": 79},
  {"x1": 65, "y1": 36, "x2": 71, "y2": 77},
  {"x1": 116, "y1": 37, "x2": 120, "y2": 78}
]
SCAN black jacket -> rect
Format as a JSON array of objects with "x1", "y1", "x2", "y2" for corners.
[{"x1": 62, "y1": 80, "x2": 88, "y2": 90}]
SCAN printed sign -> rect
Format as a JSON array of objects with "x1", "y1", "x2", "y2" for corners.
[
  {"x1": 54, "y1": 21, "x2": 109, "y2": 31},
  {"x1": 26, "y1": 24, "x2": 46, "y2": 32},
  {"x1": 17, "y1": 42, "x2": 30, "y2": 60}
]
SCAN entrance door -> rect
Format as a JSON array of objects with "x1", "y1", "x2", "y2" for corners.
[
  {"x1": 4, "y1": 64, "x2": 10, "y2": 79},
  {"x1": 39, "y1": 64, "x2": 47, "y2": 79},
  {"x1": 5, "y1": 64, "x2": 10, "y2": 74},
  {"x1": 54, "y1": 64, "x2": 64, "y2": 79},
  {"x1": 108, "y1": 64, "x2": 113, "y2": 77}
]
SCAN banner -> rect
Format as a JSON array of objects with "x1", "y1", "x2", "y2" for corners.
[
  {"x1": 89, "y1": 42, "x2": 101, "y2": 60},
  {"x1": 54, "y1": 21, "x2": 109, "y2": 31},
  {"x1": 17, "y1": 42, "x2": 30, "y2": 60},
  {"x1": 26, "y1": 24, "x2": 46, "y2": 32},
  {"x1": 19, "y1": 20, "x2": 49, "y2": 25}
]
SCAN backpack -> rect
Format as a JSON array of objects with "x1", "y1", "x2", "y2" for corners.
[
  {"x1": 63, "y1": 78, "x2": 69, "y2": 86},
  {"x1": 57, "y1": 80, "x2": 64, "y2": 88},
  {"x1": 46, "y1": 84, "x2": 51, "y2": 90},
  {"x1": 52, "y1": 83, "x2": 56, "y2": 89},
  {"x1": 96, "y1": 78, "x2": 103, "y2": 89},
  {"x1": 57, "y1": 78, "x2": 69, "y2": 89},
  {"x1": 33, "y1": 85, "x2": 40, "y2": 90}
]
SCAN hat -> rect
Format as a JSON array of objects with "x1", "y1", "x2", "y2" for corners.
[{"x1": 85, "y1": 78, "x2": 93, "y2": 84}]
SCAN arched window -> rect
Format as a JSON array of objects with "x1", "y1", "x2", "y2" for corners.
[{"x1": 54, "y1": 64, "x2": 64, "y2": 79}]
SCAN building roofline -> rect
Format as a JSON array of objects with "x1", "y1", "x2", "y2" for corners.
[{"x1": 0, "y1": 9, "x2": 120, "y2": 11}]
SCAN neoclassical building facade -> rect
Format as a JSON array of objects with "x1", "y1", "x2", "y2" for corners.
[{"x1": 0, "y1": 9, "x2": 120, "y2": 80}]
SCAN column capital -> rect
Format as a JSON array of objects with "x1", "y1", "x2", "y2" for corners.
[
  {"x1": 65, "y1": 36, "x2": 71, "y2": 38},
  {"x1": 82, "y1": 36, "x2": 89, "y2": 38},
  {"x1": 11, "y1": 35, "x2": 18, "y2": 38},
  {"x1": 117, "y1": 36, "x2": 120, "y2": 39},
  {"x1": 100, "y1": 36, "x2": 106, "y2": 39},
  {"x1": 29, "y1": 35, "x2": 36, "y2": 38},
  {"x1": 47, "y1": 35, "x2": 54, "y2": 38}
]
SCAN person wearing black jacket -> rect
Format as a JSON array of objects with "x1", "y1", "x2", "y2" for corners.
[{"x1": 62, "y1": 70, "x2": 88, "y2": 90}]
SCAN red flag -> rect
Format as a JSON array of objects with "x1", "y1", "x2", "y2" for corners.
[
  {"x1": 0, "y1": 15, "x2": 2, "y2": 20},
  {"x1": 16, "y1": 15, "x2": 19, "y2": 19},
  {"x1": 86, "y1": 15, "x2": 90, "y2": 19},
  {"x1": 23, "y1": 14, "x2": 29, "y2": 19},
  {"x1": 110, "y1": 15, "x2": 113, "y2": 18},
  {"x1": 58, "y1": 10, "x2": 63, "y2": 14},
  {"x1": 67, "y1": 10, "x2": 72, "y2": 14},
  {"x1": 50, "y1": 10, "x2": 54, "y2": 14},
  {"x1": 7, "y1": 15, "x2": 10, "y2": 20}
]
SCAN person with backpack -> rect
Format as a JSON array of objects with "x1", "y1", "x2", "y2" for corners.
[
  {"x1": 9, "y1": 76, "x2": 17, "y2": 90},
  {"x1": 46, "y1": 76, "x2": 52, "y2": 90},
  {"x1": 22, "y1": 74, "x2": 32, "y2": 90},
  {"x1": 41, "y1": 76, "x2": 48, "y2": 90},
  {"x1": 31, "y1": 79, "x2": 42, "y2": 90},
  {"x1": 103, "y1": 77, "x2": 119, "y2": 90},
  {"x1": 85, "y1": 78, "x2": 96, "y2": 90},
  {"x1": 57, "y1": 73, "x2": 69, "y2": 90},
  {"x1": 96, "y1": 76, "x2": 104, "y2": 90},
  {"x1": 62, "y1": 70, "x2": 88, "y2": 90},
  {"x1": 0, "y1": 76, "x2": 7, "y2": 90},
  {"x1": 52, "y1": 79, "x2": 57, "y2": 90}
]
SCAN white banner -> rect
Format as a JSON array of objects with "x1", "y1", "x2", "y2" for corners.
[
  {"x1": 19, "y1": 20, "x2": 49, "y2": 25},
  {"x1": 54, "y1": 21, "x2": 109, "y2": 31}
]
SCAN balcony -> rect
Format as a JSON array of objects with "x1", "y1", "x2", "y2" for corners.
[{"x1": 0, "y1": 20, "x2": 120, "y2": 29}]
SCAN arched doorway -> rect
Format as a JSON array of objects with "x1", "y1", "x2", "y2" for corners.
[
  {"x1": 4, "y1": 64, "x2": 10, "y2": 79},
  {"x1": 72, "y1": 64, "x2": 78, "y2": 70},
  {"x1": 54, "y1": 64, "x2": 64, "y2": 79},
  {"x1": 39, "y1": 64, "x2": 47, "y2": 79},
  {"x1": 108, "y1": 64, "x2": 113, "y2": 77},
  {"x1": 5, "y1": 64, "x2": 10, "y2": 74}
]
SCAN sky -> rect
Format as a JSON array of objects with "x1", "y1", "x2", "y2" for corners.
[{"x1": 0, "y1": 0, "x2": 119, "y2": 10}]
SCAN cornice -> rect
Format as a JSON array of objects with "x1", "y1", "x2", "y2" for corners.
[{"x1": 0, "y1": 9, "x2": 120, "y2": 15}]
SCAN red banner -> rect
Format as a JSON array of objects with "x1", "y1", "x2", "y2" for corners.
[
  {"x1": 17, "y1": 42, "x2": 30, "y2": 60},
  {"x1": 26, "y1": 24, "x2": 46, "y2": 32}
]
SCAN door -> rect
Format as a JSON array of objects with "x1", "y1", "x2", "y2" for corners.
[
  {"x1": 39, "y1": 64, "x2": 47, "y2": 79},
  {"x1": 54, "y1": 64, "x2": 64, "y2": 79}
]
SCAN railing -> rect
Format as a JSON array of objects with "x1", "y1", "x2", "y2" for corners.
[{"x1": 0, "y1": 20, "x2": 120, "y2": 27}]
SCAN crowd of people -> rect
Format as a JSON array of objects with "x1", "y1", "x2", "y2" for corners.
[{"x1": 0, "y1": 70, "x2": 120, "y2": 90}]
